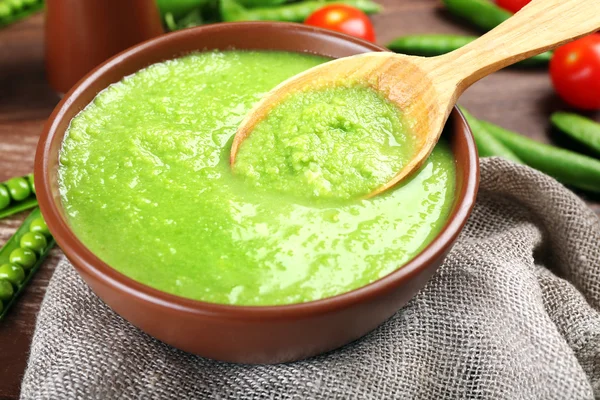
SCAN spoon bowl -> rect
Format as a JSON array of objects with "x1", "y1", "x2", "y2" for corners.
[{"x1": 231, "y1": 0, "x2": 600, "y2": 197}]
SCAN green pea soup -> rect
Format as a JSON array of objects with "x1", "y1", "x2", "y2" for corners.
[{"x1": 59, "y1": 50, "x2": 456, "y2": 306}]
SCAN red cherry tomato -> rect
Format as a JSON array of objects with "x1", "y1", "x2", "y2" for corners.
[
  {"x1": 496, "y1": 0, "x2": 531, "y2": 13},
  {"x1": 304, "y1": 4, "x2": 376, "y2": 42},
  {"x1": 550, "y1": 34, "x2": 600, "y2": 110}
]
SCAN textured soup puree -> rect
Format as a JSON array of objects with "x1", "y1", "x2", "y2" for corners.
[{"x1": 59, "y1": 51, "x2": 456, "y2": 306}]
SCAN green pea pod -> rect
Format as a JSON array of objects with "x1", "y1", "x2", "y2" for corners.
[
  {"x1": 164, "y1": 12, "x2": 179, "y2": 31},
  {"x1": 324, "y1": 0, "x2": 382, "y2": 14},
  {"x1": 0, "y1": 0, "x2": 43, "y2": 28},
  {"x1": 238, "y1": 0, "x2": 288, "y2": 7},
  {"x1": 388, "y1": 34, "x2": 473, "y2": 57},
  {"x1": 221, "y1": 0, "x2": 381, "y2": 23},
  {"x1": 0, "y1": 208, "x2": 55, "y2": 321},
  {"x1": 480, "y1": 120, "x2": 600, "y2": 193},
  {"x1": 387, "y1": 34, "x2": 552, "y2": 67},
  {"x1": 442, "y1": 0, "x2": 511, "y2": 32},
  {"x1": 551, "y1": 112, "x2": 600, "y2": 156},
  {"x1": 0, "y1": 173, "x2": 38, "y2": 220},
  {"x1": 155, "y1": 0, "x2": 209, "y2": 18},
  {"x1": 0, "y1": 197, "x2": 38, "y2": 220},
  {"x1": 458, "y1": 107, "x2": 522, "y2": 163},
  {"x1": 164, "y1": 7, "x2": 205, "y2": 31}
]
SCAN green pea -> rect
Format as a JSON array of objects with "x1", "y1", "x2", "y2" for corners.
[
  {"x1": 9, "y1": 248, "x2": 37, "y2": 270},
  {"x1": 0, "y1": 208, "x2": 55, "y2": 318},
  {"x1": 5, "y1": 177, "x2": 31, "y2": 201},
  {"x1": 0, "y1": 184, "x2": 10, "y2": 210},
  {"x1": 20, "y1": 232, "x2": 47, "y2": 254},
  {"x1": 0, "y1": 279, "x2": 14, "y2": 302},
  {"x1": 27, "y1": 173, "x2": 35, "y2": 195},
  {"x1": 29, "y1": 217, "x2": 50, "y2": 237},
  {"x1": 0, "y1": 264, "x2": 25, "y2": 286}
]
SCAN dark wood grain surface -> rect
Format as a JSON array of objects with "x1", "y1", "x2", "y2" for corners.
[{"x1": 0, "y1": 2, "x2": 599, "y2": 399}]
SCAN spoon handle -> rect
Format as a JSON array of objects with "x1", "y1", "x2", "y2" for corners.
[{"x1": 435, "y1": 0, "x2": 600, "y2": 91}]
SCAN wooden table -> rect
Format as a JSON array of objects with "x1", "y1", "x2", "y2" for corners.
[{"x1": 0, "y1": 2, "x2": 598, "y2": 399}]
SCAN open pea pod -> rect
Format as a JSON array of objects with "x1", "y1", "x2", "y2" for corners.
[
  {"x1": 0, "y1": 208, "x2": 55, "y2": 320},
  {"x1": 0, "y1": 174, "x2": 38, "y2": 220}
]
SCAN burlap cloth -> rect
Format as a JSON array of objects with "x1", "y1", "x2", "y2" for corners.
[{"x1": 20, "y1": 158, "x2": 600, "y2": 399}]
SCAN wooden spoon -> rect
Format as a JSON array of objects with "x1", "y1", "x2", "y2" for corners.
[{"x1": 231, "y1": 0, "x2": 600, "y2": 198}]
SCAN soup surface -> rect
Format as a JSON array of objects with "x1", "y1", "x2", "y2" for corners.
[{"x1": 59, "y1": 51, "x2": 456, "y2": 305}]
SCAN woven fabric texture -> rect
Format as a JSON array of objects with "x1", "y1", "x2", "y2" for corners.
[{"x1": 21, "y1": 158, "x2": 600, "y2": 399}]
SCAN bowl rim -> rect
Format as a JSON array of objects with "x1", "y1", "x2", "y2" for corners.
[{"x1": 35, "y1": 22, "x2": 479, "y2": 321}]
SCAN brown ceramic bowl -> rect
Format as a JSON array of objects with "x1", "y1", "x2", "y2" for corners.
[{"x1": 35, "y1": 22, "x2": 479, "y2": 364}]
